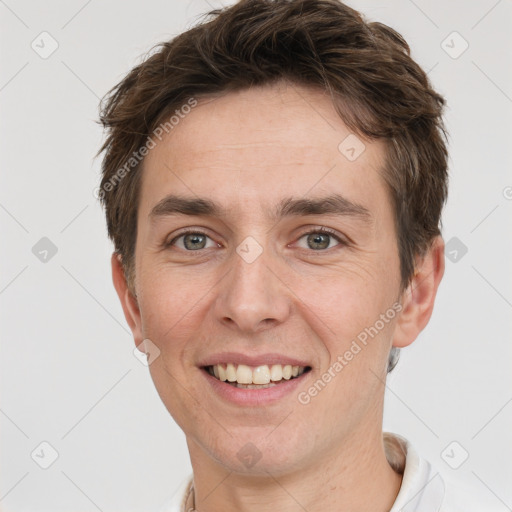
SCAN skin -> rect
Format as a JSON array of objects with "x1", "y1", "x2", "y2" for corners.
[{"x1": 112, "y1": 80, "x2": 445, "y2": 512}]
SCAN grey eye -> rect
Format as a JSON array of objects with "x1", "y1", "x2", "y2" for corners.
[
  {"x1": 169, "y1": 231, "x2": 218, "y2": 251},
  {"x1": 183, "y1": 233, "x2": 207, "y2": 250},
  {"x1": 305, "y1": 233, "x2": 335, "y2": 250}
]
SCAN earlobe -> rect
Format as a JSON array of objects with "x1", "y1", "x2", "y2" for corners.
[
  {"x1": 392, "y1": 236, "x2": 445, "y2": 348},
  {"x1": 111, "y1": 253, "x2": 144, "y2": 346}
]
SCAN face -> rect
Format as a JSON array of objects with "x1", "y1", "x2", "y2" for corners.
[{"x1": 113, "y1": 81, "x2": 436, "y2": 476}]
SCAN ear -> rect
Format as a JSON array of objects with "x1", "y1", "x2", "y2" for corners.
[
  {"x1": 111, "y1": 253, "x2": 144, "y2": 348},
  {"x1": 393, "y1": 236, "x2": 445, "y2": 348}
]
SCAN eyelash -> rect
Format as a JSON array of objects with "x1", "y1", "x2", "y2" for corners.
[{"x1": 166, "y1": 226, "x2": 346, "y2": 251}]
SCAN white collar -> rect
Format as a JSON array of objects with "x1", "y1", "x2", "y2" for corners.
[{"x1": 384, "y1": 432, "x2": 446, "y2": 511}]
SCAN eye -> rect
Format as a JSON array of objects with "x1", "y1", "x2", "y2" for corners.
[
  {"x1": 296, "y1": 228, "x2": 343, "y2": 251},
  {"x1": 169, "y1": 231, "x2": 218, "y2": 251}
]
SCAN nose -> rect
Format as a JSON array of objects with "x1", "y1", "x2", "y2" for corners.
[{"x1": 214, "y1": 244, "x2": 291, "y2": 333}]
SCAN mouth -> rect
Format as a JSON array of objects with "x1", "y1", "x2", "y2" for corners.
[{"x1": 203, "y1": 363, "x2": 312, "y2": 389}]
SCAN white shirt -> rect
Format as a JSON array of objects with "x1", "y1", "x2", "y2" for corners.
[{"x1": 158, "y1": 433, "x2": 480, "y2": 512}]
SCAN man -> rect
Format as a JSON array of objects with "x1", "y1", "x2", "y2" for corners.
[{"x1": 97, "y1": 0, "x2": 477, "y2": 510}]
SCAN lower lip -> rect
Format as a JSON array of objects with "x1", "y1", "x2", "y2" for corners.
[{"x1": 201, "y1": 368, "x2": 310, "y2": 406}]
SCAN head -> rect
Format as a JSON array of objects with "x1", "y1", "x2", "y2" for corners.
[{"x1": 98, "y1": 0, "x2": 447, "y2": 475}]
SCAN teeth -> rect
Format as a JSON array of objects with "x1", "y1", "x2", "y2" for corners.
[
  {"x1": 218, "y1": 364, "x2": 227, "y2": 381},
  {"x1": 208, "y1": 363, "x2": 307, "y2": 385},
  {"x1": 253, "y1": 365, "x2": 270, "y2": 384},
  {"x1": 226, "y1": 363, "x2": 237, "y2": 382},
  {"x1": 270, "y1": 364, "x2": 283, "y2": 381},
  {"x1": 236, "y1": 364, "x2": 253, "y2": 384}
]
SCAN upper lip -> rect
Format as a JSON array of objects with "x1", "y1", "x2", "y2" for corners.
[{"x1": 198, "y1": 352, "x2": 311, "y2": 368}]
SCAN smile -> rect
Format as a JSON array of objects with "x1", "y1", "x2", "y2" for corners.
[{"x1": 204, "y1": 363, "x2": 311, "y2": 388}]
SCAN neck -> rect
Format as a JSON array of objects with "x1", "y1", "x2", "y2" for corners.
[{"x1": 186, "y1": 428, "x2": 403, "y2": 512}]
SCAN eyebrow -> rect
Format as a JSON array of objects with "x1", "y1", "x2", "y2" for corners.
[{"x1": 149, "y1": 193, "x2": 372, "y2": 224}]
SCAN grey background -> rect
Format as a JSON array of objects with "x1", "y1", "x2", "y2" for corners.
[{"x1": 1, "y1": 0, "x2": 511, "y2": 510}]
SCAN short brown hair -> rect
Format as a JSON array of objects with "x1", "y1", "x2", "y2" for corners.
[{"x1": 97, "y1": 0, "x2": 448, "y2": 291}]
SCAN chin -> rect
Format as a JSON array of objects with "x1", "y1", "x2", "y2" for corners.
[{"x1": 200, "y1": 424, "x2": 315, "y2": 476}]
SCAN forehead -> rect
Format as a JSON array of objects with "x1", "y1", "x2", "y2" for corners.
[{"x1": 139, "y1": 82, "x2": 389, "y2": 219}]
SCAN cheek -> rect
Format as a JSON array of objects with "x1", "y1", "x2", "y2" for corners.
[
  {"x1": 147, "y1": 355, "x2": 206, "y2": 436},
  {"x1": 291, "y1": 259, "x2": 394, "y2": 332},
  {"x1": 287, "y1": 259, "x2": 399, "y2": 382},
  {"x1": 137, "y1": 259, "x2": 215, "y2": 335}
]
